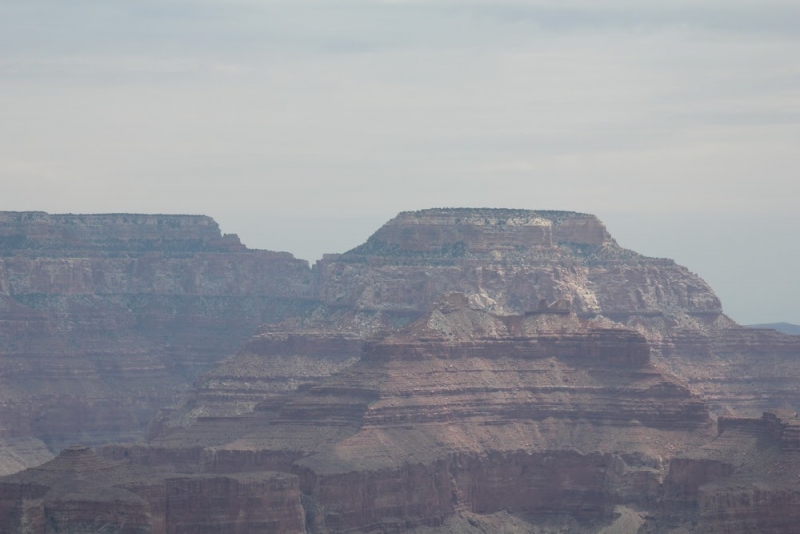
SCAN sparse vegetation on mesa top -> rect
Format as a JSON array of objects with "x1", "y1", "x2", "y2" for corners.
[
  {"x1": 400, "y1": 207, "x2": 589, "y2": 216},
  {"x1": 397, "y1": 207, "x2": 594, "y2": 223}
]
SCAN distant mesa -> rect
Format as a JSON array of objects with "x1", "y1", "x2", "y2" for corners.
[
  {"x1": 0, "y1": 211, "x2": 256, "y2": 256},
  {"x1": 346, "y1": 207, "x2": 616, "y2": 257},
  {"x1": 747, "y1": 322, "x2": 800, "y2": 336}
]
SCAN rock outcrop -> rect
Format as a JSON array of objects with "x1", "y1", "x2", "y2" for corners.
[
  {"x1": 0, "y1": 212, "x2": 315, "y2": 451},
  {"x1": 317, "y1": 208, "x2": 722, "y2": 319},
  {"x1": 166, "y1": 208, "x2": 800, "y2": 436},
  {"x1": 0, "y1": 438, "x2": 53, "y2": 477},
  {"x1": 660, "y1": 410, "x2": 800, "y2": 533},
  {"x1": 3, "y1": 207, "x2": 800, "y2": 533},
  {"x1": 150, "y1": 325, "x2": 364, "y2": 434},
  {"x1": 160, "y1": 208, "x2": 735, "y2": 434},
  {"x1": 0, "y1": 445, "x2": 306, "y2": 533},
  {"x1": 104, "y1": 303, "x2": 714, "y2": 532}
]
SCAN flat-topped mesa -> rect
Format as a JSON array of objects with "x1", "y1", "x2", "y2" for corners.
[
  {"x1": 316, "y1": 208, "x2": 723, "y2": 322},
  {"x1": 0, "y1": 211, "x2": 257, "y2": 256},
  {"x1": 347, "y1": 208, "x2": 615, "y2": 257}
]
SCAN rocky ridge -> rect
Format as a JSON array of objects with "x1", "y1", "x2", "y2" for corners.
[
  {"x1": 0, "y1": 211, "x2": 315, "y2": 452},
  {"x1": 164, "y1": 208, "x2": 800, "y2": 431},
  {"x1": 2, "y1": 207, "x2": 800, "y2": 533},
  {"x1": 89, "y1": 301, "x2": 717, "y2": 532}
]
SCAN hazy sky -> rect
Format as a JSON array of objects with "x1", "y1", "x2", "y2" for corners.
[{"x1": 2, "y1": 1, "x2": 799, "y2": 324}]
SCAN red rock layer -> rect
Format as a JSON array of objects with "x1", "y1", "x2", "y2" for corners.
[
  {"x1": 0, "y1": 445, "x2": 306, "y2": 533},
  {"x1": 628, "y1": 410, "x2": 800, "y2": 533},
  {"x1": 12, "y1": 307, "x2": 799, "y2": 532},
  {"x1": 128, "y1": 307, "x2": 714, "y2": 532},
  {"x1": 0, "y1": 207, "x2": 735, "y2": 452},
  {"x1": 150, "y1": 328, "x2": 364, "y2": 434}
]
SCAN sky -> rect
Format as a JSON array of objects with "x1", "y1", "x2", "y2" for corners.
[{"x1": 1, "y1": 0, "x2": 799, "y2": 324}]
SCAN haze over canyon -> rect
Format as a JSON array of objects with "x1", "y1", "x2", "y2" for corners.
[{"x1": 0, "y1": 208, "x2": 798, "y2": 533}]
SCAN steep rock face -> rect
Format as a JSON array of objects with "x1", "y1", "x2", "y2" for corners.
[
  {"x1": 310, "y1": 208, "x2": 800, "y2": 421},
  {"x1": 158, "y1": 208, "x2": 800, "y2": 466},
  {"x1": 151, "y1": 326, "x2": 364, "y2": 434},
  {"x1": 699, "y1": 486, "x2": 800, "y2": 533},
  {"x1": 134, "y1": 304, "x2": 714, "y2": 532},
  {"x1": 359, "y1": 209, "x2": 609, "y2": 253},
  {"x1": 0, "y1": 445, "x2": 306, "y2": 534},
  {"x1": 282, "y1": 309, "x2": 710, "y2": 532},
  {"x1": 658, "y1": 411, "x2": 800, "y2": 533},
  {"x1": 654, "y1": 326, "x2": 800, "y2": 416},
  {"x1": 9, "y1": 302, "x2": 798, "y2": 532},
  {"x1": 0, "y1": 212, "x2": 315, "y2": 451},
  {"x1": 158, "y1": 209, "x2": 732, "y2": 443},
  {"x1": 163, "y1": 474, "x2": 305, "y2": 534},
  {"x1": 0, "y1": 445, "x2": 152, "y2": 534},
  {"x1": 316, "y1": 208, "x2": 721, "y2": 319},
  {"x1": 5, "y1": 205, "x2": 800, "y2": 496},
  {"x1": 0, "y1": 212, "x2": 245, "y2": 256}
]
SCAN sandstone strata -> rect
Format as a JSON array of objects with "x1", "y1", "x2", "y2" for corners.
[
  {"x1": 0, "y1": 445, "x2": 305, "y2": 533},
  {"x1": 317, "y1": 209, "x2": 722, "y2": 319},
  {"x1": 314, "y1": 209, "x2": 800, "y2": 421},
  {"x1": 160, "y1": 208, "x2": 733, "y2": 433},
  {"x1": 106, "y1": 302, "x2": 715, "y2": 532},
  {"x1": 0, "y1": 212, "x2": 314, "y2": 451},
  {"x1": 660, "y1": 410, "x2": 800, "y2": 533},
  {"x1": 170, "y1": 208, "x2": 800, "y2": 433},
  {"x1": 3, "y1": 207, "x2": 773, "y2": 453},
  {"x1": 3, "y1": 207, "x2": 800, "y2": 533}
]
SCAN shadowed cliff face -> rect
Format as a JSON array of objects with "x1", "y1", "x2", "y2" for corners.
[{"x1": 0, "y1": 445, "x2": 306, "y2": 533}]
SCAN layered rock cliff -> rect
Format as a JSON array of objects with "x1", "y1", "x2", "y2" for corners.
[
  {"x1": 317, "y1": 208, "x2": 722, "y2": 319},
  {"x1": 3, "y1": 207, "x2": 800, "y2": 534},
  {"x1": 0, "y1": 212, "x2": 315, "y2": 452},
  {"x1": 0, "y1": 445, "x2": 306, "y2": 533},
  {"x1": 166, "y1": 208, "x2": 800, "y2": 433},
  {"x1": 102, "y1": 302, "x2": 716, "y2": 532}
]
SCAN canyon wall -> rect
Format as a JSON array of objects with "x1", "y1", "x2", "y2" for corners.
[
  {"x1": 0, "y1": 445, "x2": 306, "y2": 533},
  {"x1": 2, "y1": 207, "x2": 800, "y2": 533},
  {"x1": 3, "y1": 207, "x2": 798, "y2": 448},
  {"x1": 0, "y1": 212, "x2": 315, "y2": 451},
  {"x1": 120, "y1": 305, "x2": 715, "y2": 532},
  {"x1": 171, "y1": 208, "x2": 799, "y2": 437}
]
